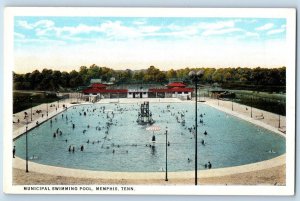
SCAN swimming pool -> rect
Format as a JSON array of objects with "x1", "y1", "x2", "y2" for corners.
[{"x1": 14, "y1": 102, "x2": 285, "y2": 172}]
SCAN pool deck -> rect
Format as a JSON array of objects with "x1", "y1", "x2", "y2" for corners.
[
  {"x1": 12, "y1": 97, "x2": 286, "y2": 185},
  {"x1": 12, "y1": 154, "x2": 285, "y2": 183}
]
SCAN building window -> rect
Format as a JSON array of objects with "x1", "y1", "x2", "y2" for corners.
[
  {"x1": 184, "y1": 92, "x2": 188, "y2": 94},
  {"x1": 143, "y1": 92, "x2": 147, "y2": 94},
  {"x1": 129, "y1": 92, "x2": 132, "y2": 95}
]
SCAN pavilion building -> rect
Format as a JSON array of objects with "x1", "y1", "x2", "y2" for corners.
[
  {"x1": 149, "y1": 82, "x2": 193, "y2": 100},
  {"x1": 82, "y1": 81, "x2": 192, "y2": 101},
  {"x1": 82, "y1": 83, "x2": 127, "y2": 102}
]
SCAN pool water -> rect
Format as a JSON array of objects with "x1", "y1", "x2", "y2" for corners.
[{"x1": 14, "y1": 102, "x2": 285, "y2": 172}]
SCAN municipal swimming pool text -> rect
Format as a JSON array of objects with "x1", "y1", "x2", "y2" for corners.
[{"x1": 23, "y1": 186, "x2": 135, "y2": 192}]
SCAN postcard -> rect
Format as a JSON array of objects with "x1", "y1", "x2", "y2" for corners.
[{"x1": 3, "y1": 7, "x2": 296, "y2": 195}]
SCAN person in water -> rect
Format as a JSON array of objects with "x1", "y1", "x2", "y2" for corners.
[{"x1": 207, "y1": 161, "x2": 212, "y2": 169}]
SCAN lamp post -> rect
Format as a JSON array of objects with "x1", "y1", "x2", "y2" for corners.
[
  {"x1": 47, "y1": 101, "x2": 49, "y2": 117},
  {"x1": 25, "y1": 118, "x2": 29, "y2": 173},
  {"x1": 250, "y1": 96, "x2": 253, "y2": 118},
  {"x1": 278, "y1": 100, "x2": 281, "y2": 128},
  {"x1": 165, "y1": 126, "x2": 168, "y2": 181},
  {"x1": 30, "y1": 97, "x2": 33, "y2": 122},
  {"x1": 189, "y1": 70, "x2": 204, "y2": 186}
]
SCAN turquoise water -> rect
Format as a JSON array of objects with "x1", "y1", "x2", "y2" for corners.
[{"x1": 14, "y1": 102, "x2": 285, "y2": 172}]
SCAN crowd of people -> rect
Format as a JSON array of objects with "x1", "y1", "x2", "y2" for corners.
[{"x1": 14, "y1": 102, "x2": 215, "y2": 170}]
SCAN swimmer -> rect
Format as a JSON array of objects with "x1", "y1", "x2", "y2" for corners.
[
  {"x1": 208, "y1": 161, "x2": 212, "y2": 169},
  {"x1": 267, "y1": 149, "x2": 276, "y2": 154},
  {"x1": 30, "y1": 155, "x2": 39, "y2": 160}
]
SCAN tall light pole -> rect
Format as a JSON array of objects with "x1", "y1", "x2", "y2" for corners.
[
  {"x1": 250, "y1": 96, "x2": 253, "y2": 118},
  {"x1": 30, "y1": 97, "x2": 33, "y2": 122},
  {"x1": 25, "y1": 118, "x2": 29, "y2": 172},
  {"x1": 189, "y1": 70, "x2": 204, "y2": 186},
  {"x1": 47, "y1": 101, "x2": 49, "y2": 117},
  {"x1": 278, "y1": 100, "x2": 281, "y2": 128},
  {"x1": 165, "y1": 126, "x2": 168, "y2": 181}
]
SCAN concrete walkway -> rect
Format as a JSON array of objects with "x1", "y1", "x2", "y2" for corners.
[
  {"x1": 13, "y1": 154, "x2": 285, "y2": 180},
  {"x1": 203, "y1": 99, "x2": 286, "y2": 137}
]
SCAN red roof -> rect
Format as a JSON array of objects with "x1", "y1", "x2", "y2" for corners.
[
  {"x1": 83, "y1": 88, "x2": 128, "y2": 94},
  {"x1": 149, "y1": 87, "x2": 193, "y2": 93},
  {"x1": 149, "y1": 88, "x2": 170, "y2": 93},
  {"x1": 167, "y1": 82, "x2": 186, "y2": 88},
  {"x1": 170, "y1": 87, "x2": 193, "y2": 92},
  {"x1": 91, "y1": 83, "x2": 107, "y2": 88}
]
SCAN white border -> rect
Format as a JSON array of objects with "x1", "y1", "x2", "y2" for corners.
[{"x1": 3, "y1": 7, "x2": 296, "y2": 195}]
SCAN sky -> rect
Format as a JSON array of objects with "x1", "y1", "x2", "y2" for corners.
[{"x1": 14, "y1": 17, "x2": 287, "y2": 73}]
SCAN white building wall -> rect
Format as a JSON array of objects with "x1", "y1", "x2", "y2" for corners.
[
  {"x1": 142, "y1": 92, "x2": 148, "y2": 98},
  {"x1": 127, "y1": 89, "x2": 149, "y2": 98},
  {"x1": 173, "y1": 92, "x2": 192, "y2": 99},
  {"x1": 127, "y1": 92, "x2": 133, "y2": 98}
]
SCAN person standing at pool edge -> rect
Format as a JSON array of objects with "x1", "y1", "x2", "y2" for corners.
[{"x1": 13, "y1": 146, "x2": 16, "y2": 158}]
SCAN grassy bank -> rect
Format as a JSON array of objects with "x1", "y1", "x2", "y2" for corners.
[
  {"x1": 228, "y1": 90, "x2": 285, "y2": 115},
  {"x1": 13, "y1": 91, "x2": 60, "y2": 114}
]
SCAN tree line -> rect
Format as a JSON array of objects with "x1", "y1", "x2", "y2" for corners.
[{"x1": 13, "y1": 65, "x2": 286, "y2": 91}]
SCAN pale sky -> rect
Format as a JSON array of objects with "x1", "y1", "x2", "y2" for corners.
[{"x1": 14, "y1": 17, "x2": 287, "y2": 73}]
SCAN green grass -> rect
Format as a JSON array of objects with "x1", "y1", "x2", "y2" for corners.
[
  {"x1": 13, "y1": 91, "x2": 60, "y2": 114},
  {"x1": 230, "y1": 90, "x2": 286, "y2": 115}
]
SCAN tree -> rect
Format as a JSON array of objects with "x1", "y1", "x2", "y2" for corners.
[{"x1": 166, "y1": 69, "x2": 177, "y2": 80}]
